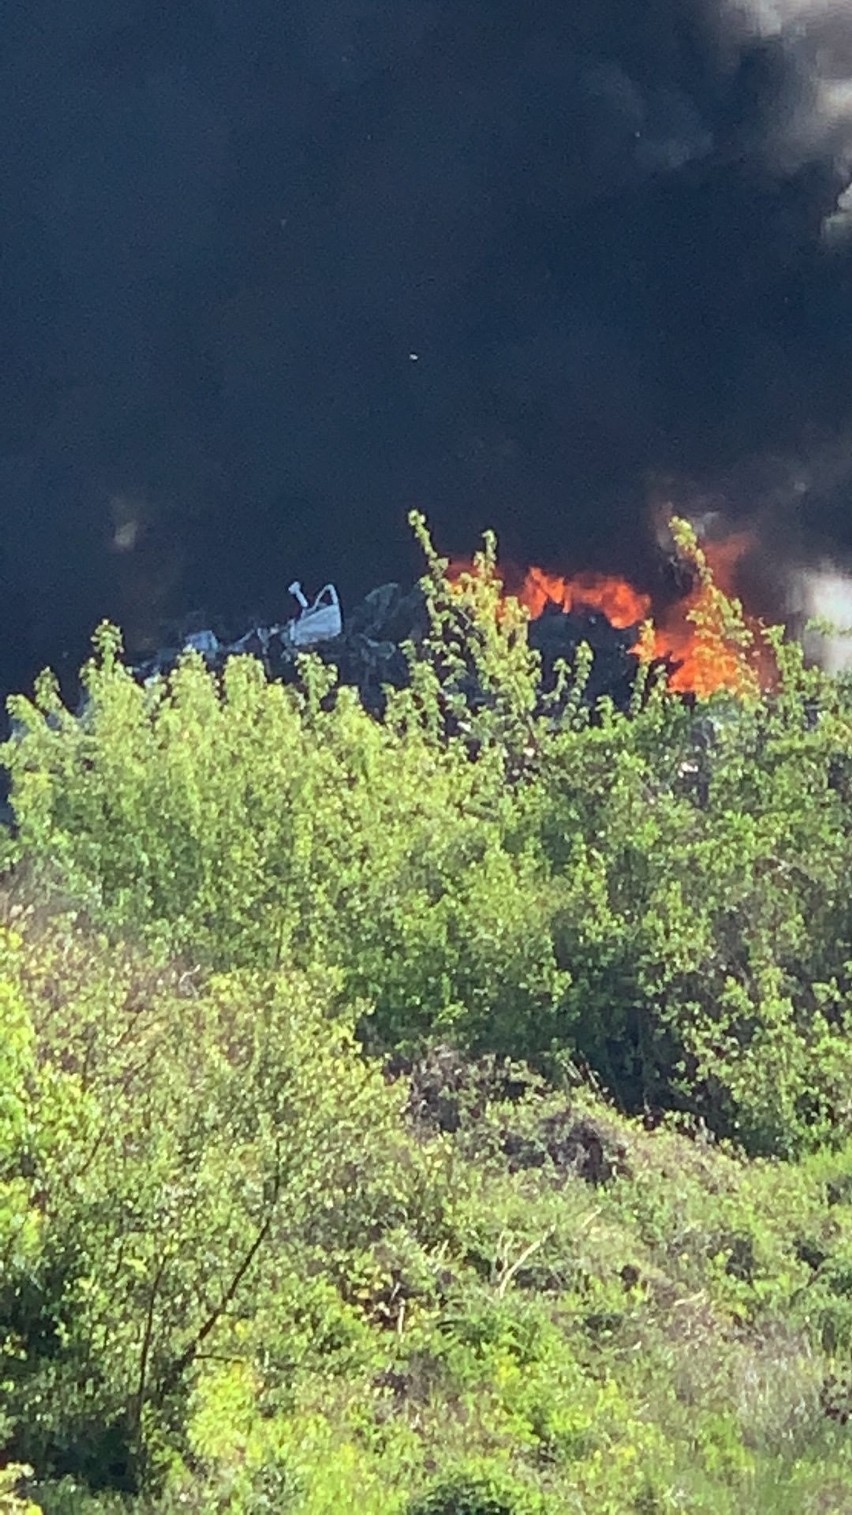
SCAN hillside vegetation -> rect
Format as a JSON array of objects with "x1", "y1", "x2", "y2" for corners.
[{"x1": 2, "y1": 524, "x2": 852, "y2": 1512}]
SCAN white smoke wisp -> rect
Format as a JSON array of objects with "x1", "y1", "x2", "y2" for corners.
[
  {"x1": 722, "y1": 0, "x2": 852, "y2": 234},
  {"x1": 790, "y1": 561, "x2": 852, "y2": 671}
]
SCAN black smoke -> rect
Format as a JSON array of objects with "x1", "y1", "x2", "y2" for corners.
[{"x1": 3, "y1": 0, "x2": 852, "y2": 694}]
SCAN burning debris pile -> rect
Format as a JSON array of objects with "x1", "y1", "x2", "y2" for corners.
[
  {"x1": 130, "y1": 518, "x2": 773, "y2": 718},
  {"x1": 483, "y1": 525, "x2": 774, "y2": 702},
  {"x1": 130, "y1": 572, "x2": 657, "y2": 717}
]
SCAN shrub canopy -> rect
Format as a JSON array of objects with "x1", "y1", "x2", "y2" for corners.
[{"x1": 3, "y1": 523, "x2": 852, "y2": 1511}]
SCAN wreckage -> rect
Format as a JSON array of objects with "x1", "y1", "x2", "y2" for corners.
[
  {"x1": 164, "y1": 581, "x2": 343, "y2": 666},
  {"x1": 0, "y1": 573, "x2": 764, "y2": 831},
  {"x1": 130, "y1": 575, "x2": 647, "y2": 719}
]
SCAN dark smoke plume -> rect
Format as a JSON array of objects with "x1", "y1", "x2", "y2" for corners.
[{"x1": 4, "y1": 0, "x2": 852, "y2": 692}]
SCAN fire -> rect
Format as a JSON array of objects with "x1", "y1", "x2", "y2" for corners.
[
  {"x1": 447, "y1": 525, "x2": 774, "y2": 698},
  {"x1": 647, "y1": 531, "x2": 769, "y2": 698},
  {"x1": 518, "y1": 567, "x2": 652, "y2": 628}
]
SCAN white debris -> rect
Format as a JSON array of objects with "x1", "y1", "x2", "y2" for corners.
[
  {"x1": 131, "y1": 579, "x2": 344, "y2": 684},
  {"x1": 284, "y1": 582, "x2": 342, "y2": 649}
]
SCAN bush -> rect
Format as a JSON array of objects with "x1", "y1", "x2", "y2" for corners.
[
  {"x1": 0, "y1": 915, "x2": 411, "y2": 1491},
  {"x1": 6, "y1": 525, "x2": 852, "y2": 1157},
  {"x1": 0, "y1": 903, "x2": 851, "y2": 1508},
  {"x1": 408, "y1": 1466, "x2": 544, "y2": 1515},
  {"x1": 5, "y1": 521, "x2": 852, "y2": 1506}
]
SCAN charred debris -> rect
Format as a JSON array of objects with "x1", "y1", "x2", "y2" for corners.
[{"x1": 130, "y1": 577, "x2": 655, "y2": 721}]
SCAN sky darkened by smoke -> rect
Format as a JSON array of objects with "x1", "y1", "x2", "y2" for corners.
[{"x1": 3, "y1": 0, "x2": 852, "y2": 690}]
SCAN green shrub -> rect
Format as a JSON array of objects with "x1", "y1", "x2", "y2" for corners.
[
  {"x1": 0, "y1": 916, "x2": 414, "y2": 1491},
  {"x1": 408, "y1": 1465, "x2": 545, "y2": 1515},
  {"x1": 5, "y1": 519, "x2": 852, "y2": 1508},
  {"x1": 7, "y1": 525, "x2": 852, "y2": 1155}
]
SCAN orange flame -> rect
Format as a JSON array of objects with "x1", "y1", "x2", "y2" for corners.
[
  {"x1": 518, "y1": 567, "x2": 652, "y2": 628},
  {"x1": 647, "y1": 532, "x2": 768, "y2": 698},
  {"x1": 447, "y1": 529, "x2": 774, "y2": 698}
]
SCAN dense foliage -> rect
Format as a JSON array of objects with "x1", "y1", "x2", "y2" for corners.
[{"x1": 2, "y1": 523, "x2": 852, "y2": 1510}]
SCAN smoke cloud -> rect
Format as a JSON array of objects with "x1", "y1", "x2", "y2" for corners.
[{"x1": 4, "y1": 0, "x2": 852, "y2": 692}]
